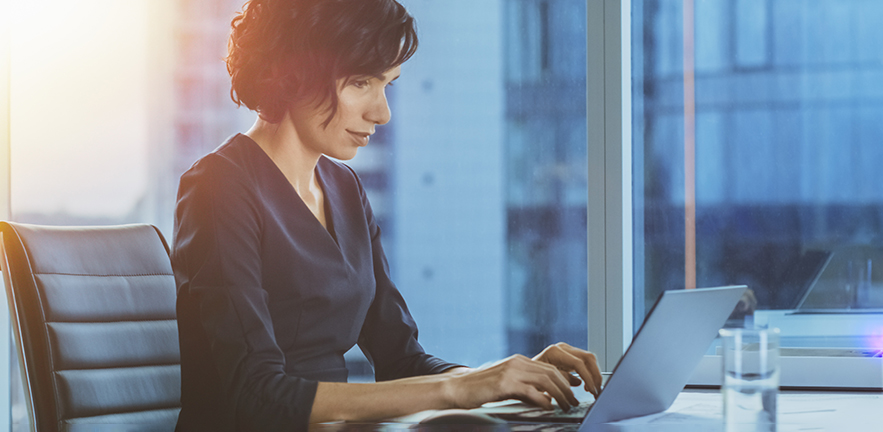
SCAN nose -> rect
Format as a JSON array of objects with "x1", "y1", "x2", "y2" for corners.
[{"x1": 365, "y1": 88, "x2": 392, "y2": 125}]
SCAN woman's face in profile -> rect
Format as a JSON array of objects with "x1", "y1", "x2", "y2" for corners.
[{"x1": 290, "y1": 65, "x2": 402, "y2": 161}]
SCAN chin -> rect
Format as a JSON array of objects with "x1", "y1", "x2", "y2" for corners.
[{"x1": 327, "y1": 148, "x2": 359, "y2": 161}]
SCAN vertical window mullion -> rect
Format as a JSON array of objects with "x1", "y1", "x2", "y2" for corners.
[{"x1": 587, "y1": 0, "x2": 632, "y2": 371}]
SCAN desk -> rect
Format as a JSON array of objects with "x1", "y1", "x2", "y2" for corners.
[{"x1": 309, "y1": 389, "x2": 883, "y2": 431}]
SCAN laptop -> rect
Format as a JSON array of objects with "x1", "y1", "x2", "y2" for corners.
[
  {"x1": 790, "y1": 249, "x2": 883, "y2": 313},
  {"x1": 475, "y1": 285, "x2": 747, "y2": 428},
  {"x1": 788, "y1": 250, "x2": 833, "y2": 310}
]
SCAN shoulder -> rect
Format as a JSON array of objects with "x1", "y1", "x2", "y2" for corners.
[
  {"x1": 180, "y1": 134, "x2": 265, "y2": 187},
  {"x1": 176, "y1": 134, "x2": 272, "y2": 214}
]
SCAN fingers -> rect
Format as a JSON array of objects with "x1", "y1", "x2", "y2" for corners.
[
  {"x1": 563, "y1": 350, "x2": 601, "y2": 396},
  {"x1": 535, "y1": 343, "x2": 604, "y2": 397},
  {"x1": 558, "y1": 351, "x2": 596, "y2": 392},
  {"x1": 568, "y1": 348, "x2": 602, "y2": 396},
  {"x1": 574, "y1": 349, "x2": 603, "y2": 396},
  {"x1": 516, "y1": 387, "x2": 553, "y2": 411},
  {"x1": 537, "y1": 363, "x2": 580, "y2": 409},
  {"x1": 565, "y1": 371, "x2": 582, "y2": 387},
  {"x1": 551, "y1": 350, "x2": 590, "y2": 389},
  {"x1": 574, "y1": 356, "x2": 602, "y2": 395},
  {"x1": 496, "y1": 355, "x2": 579, "y2": 411},
  {"x1": 517, "y1": 357, "x2": 579, "y2": 410}
]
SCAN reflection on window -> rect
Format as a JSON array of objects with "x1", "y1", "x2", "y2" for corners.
[{"x1": 633, "y1": 0, "x2": 883, "y2": 348}]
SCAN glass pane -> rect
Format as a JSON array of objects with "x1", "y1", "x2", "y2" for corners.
[
  {"x1": 383, "y1": 0, "x2": 588, "y2": 370},
  {"x1": 9, "y1": 1, "x2": 177, "y2": 429},
  {"x1": 632, "y1": 0, "x2": 883, "y2": 352},
  {"x1": 10, "y1": 0, "x2": 588, "y2": 399},
  {"x1": 10, "y1": 0, "x2": 168, "y2": 230}
]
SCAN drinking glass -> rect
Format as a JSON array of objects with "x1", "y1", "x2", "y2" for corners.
[{"x1": 720, "y1": 327, "x2": 780, "y2": 432}]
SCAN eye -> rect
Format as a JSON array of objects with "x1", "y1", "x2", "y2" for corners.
[{"x1": 351, "y1": 79, "x2": 370, "y2": 89}]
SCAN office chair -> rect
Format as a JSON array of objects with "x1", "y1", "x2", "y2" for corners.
[{"x1": 0, "y1": 222, "x2": 181, "y2": 432}]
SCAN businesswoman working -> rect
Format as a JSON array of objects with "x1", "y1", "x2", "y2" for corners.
[{"x1": 172, "y1": 0, "x2": 602, "y2": 430}]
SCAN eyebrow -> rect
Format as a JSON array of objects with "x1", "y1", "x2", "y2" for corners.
[{"x1": 372, "y1": 72, "x2": 401, "y2": 83}]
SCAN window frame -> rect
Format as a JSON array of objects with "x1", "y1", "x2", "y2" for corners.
[
  {"x1": 586, "y1": 0, "x2": 633, "y2": 372},
  {"x1": 589, "y1": 0, "x2": 883, "y2": 390},
  {"x1": 1, "y1": 0, "x2": 14, "y2": 424}
]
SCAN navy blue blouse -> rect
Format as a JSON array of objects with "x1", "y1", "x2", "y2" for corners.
[{"x1": 172, "y1": 134, "x2": 458, "y2": 431}]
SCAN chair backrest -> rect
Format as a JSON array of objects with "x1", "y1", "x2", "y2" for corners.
[{"x1": 0, "y1": 222, "x2": 181, "y2": 432}]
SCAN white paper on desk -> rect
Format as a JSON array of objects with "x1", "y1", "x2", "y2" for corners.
[
  {"x1": 611, "y1": 391, "x2": 883, "y2": 431},
  {"x1": 608, "y1": 391, "x2": 720, "y2": 424},
  {"x1": 778, "y1": 393, "x2": 882, "y2": 430}
]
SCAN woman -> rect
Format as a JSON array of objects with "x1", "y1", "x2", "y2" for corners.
[{"x1": 172, "y1": 0, "x2": 602, "y2": 430}]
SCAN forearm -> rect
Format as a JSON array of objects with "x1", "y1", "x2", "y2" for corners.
[
  {"x1": 310, "y1": 354, "x2": 585, "y2": 424},
  {"x1": 310, "y1": 378, "x2": 457, "y2": 423}
]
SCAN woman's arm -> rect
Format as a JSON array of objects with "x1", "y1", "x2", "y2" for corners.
[
  {"x1": 310, "y1": 354, "x2": 581, "y2": 423},
  {"x1": 314, "y1": 168, "x2": 600, "y2": 423}
]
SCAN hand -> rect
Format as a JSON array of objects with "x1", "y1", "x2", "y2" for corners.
[
  {"x1": 735, "y1": 289, "x2": 757, "y2": 314},
  {"x1": 444, "y1": 354, "x2": 580, "y2": 412},
  {"x1": 533, "y1": 342, "x2": 603, "y2": 397}
]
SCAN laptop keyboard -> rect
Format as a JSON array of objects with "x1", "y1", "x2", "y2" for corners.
[
  {"x1": 484, "y1": 400, "x2": 595, "y2": 424},
  {"x1": 550, "y1": 401, "x2": 594, "y2": 418},
  {"x1": 504, "y1": 401, "x2": 595, "y2": 423}
]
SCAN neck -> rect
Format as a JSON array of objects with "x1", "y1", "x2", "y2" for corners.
[{"x1": 246, "y1": 114, "x2": 321, "y2": 197}]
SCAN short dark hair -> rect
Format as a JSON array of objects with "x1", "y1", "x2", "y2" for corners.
[{"x1": 226, "y1": 0, "x2": 418, "y2": 125}]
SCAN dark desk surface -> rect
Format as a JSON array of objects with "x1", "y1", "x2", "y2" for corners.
[
  {"x1": 308, "y1": 389, "x2": 883, "y2": 432},
  {"x1": 57, "y1": 390, "x2": 882, "y2": 432}
]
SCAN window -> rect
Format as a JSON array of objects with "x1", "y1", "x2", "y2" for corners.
[
  {"x1": 629, "y1": 0, "x2": 883, "y2": 386},
  {"x1": 7, "y1": 1, "x2": 589, "y2": 418}
]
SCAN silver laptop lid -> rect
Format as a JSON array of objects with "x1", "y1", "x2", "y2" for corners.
[{"x1": 583, "y1": 285, "x2": 746, "y2": 426}]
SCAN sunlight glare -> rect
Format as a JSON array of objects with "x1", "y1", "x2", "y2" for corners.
[{"x1": 10, "y1": 0, "x2": 150, "y2": 218}]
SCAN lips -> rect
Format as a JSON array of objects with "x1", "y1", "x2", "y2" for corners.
[{"x1": 347, "y1": 130, "x2": 371, "y2": 146}]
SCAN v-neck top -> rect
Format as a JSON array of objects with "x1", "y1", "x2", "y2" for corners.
[{"x1": 171, "y1": 134, "x2": 458, "y2": 431}]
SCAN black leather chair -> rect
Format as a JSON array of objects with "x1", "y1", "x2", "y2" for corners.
[{"x1": 0, "y1": 222, "x2": 181, "y2": 432}]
